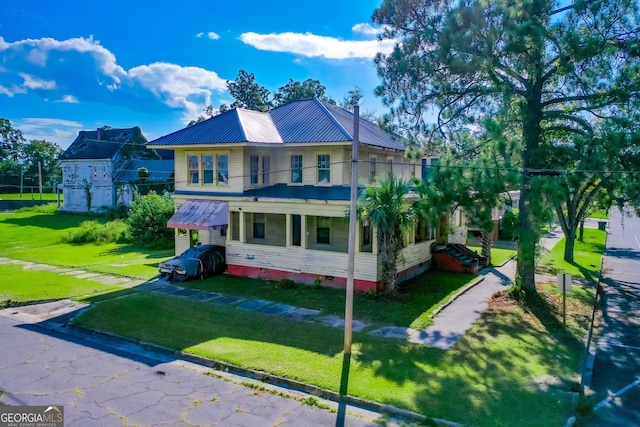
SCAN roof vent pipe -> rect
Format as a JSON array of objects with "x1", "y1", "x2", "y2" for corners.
[{"x1": 96, "y1": 128, "x2": 102, "y2": 140}]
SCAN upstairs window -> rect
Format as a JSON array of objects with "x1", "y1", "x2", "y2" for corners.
[
  {"x1": 317, "y1": 154, "x2": 330, "y2": 184},
  {"x1": 217, "y1": 155, "x2": 228, "y2": 184},
  {"x1": 291, "y1": 155, "x2": 303, "y2": 183},
  {"x1": 262, "y1": 156, "x2": 271, "y2": 184},
  {"x1": 250, "y1": 155, "x2": 259, "y2": 184},
  {"x1": 203, "y1": 155, "x2": 214, "y2": 184},
  {"x1": 369, "y1": 157, "x2": 377, "y2": 183},
  {"x1": 188, "y1": 155, "x2": 199, "y2": 184}
]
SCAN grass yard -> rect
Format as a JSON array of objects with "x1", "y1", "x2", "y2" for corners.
[
  {"x1": 74, "y1": 285, "x2": 593, "y2": 427},
  {"x1": 148, "y1": 270, "x2": 476, "y2": 330},
  {"x1": 538, "y1": 228, "x2": 607, "y2": 281},
  {"x1": 0, "y1": 263, "x2": 125, "y2": 306},
  {"x1": 587, "y1": 210, "x2": 609, "y2": 219},
  {"x1": 0, "y1": 207, "x2": 172, "y2": 279},
  {"x1": 0, "y1": 193, "x2": 61, "y2": 201},
  {"x1": 467, "y1": 245, "x2": 516, "y2": 266}
]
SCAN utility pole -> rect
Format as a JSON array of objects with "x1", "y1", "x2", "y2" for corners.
[
  {"x1": 20, "y1": 167, "x2": 23, "y2": 199},
  {"x1": 38, "y1": 161, "x2": 43, "y2": 201},
  {"x1": 344, "y1": 106, "x2": 359, "y2": 355}
]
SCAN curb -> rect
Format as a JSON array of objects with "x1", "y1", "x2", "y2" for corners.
[{"x1": 49, "y1": 320, "x2": 467, "y2": 427}]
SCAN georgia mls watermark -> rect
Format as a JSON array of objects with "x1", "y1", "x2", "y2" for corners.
[{"x1": 0, "y1": 406, "x2": 64, "y2": 427}]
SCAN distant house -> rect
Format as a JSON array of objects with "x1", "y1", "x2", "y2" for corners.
[
  {"x1": 148, "y1": 98, "x2": 466, "y2": 291},
  {"x1": 59, "y1": 127, "x2": 172, "y2": 212}
]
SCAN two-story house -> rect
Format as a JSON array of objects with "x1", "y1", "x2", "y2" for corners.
[
  {"x1": 148, "y1": 98, "x2": 454, "y2": 291},
  {"x1": 59, "y1": 127, "x2": 168, "y2": 212}
]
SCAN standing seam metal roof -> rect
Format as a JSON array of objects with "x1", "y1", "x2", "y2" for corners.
[{"x1": 147, "y1": 98, "x2": 405, "y2": 151}]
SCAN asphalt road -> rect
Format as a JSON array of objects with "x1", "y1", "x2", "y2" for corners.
[
  {"x1": 585, "y1": 208, "x2": 640, "y2": 426},
  {"x1": 0, "y1": 313, "x2": 389, "y2": 427}
]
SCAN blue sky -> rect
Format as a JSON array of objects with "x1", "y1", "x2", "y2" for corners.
[{"x1": 0, "y1": 0, "x2": 394, "y2": 149}]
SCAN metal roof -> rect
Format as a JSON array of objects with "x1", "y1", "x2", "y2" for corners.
[
  {"x1": 167, "y1": 200, "x2": 228, "y2": 230},
  {"x1": 237, "y1": 109, "x2": 282, "y2": 143},
  {"x1": 148, "y1": 98, "x2": 405, "y2": 151},
  {"x1": 60, "y1": 127, "x2": 146, "y2": 160},
  {"x1": 113, "y1": 160, "x2": 174, "y2": 183},
  {"x1": 321, "y1": 101, "x2": 405, "y2": 150}
]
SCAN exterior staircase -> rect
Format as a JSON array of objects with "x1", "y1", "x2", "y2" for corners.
[{"x1": 433, "y1": 244, "x2": 487, "y2": 274}]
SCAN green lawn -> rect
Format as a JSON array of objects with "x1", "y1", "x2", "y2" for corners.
[
  {"x1": 160, "y1": 271, "x2": 476, "y2": 330},
  {"x1": 0, "y1": 208, "x2": 172, "y2": 279},
  {"x1": 74, "y1": 289, "x2": 591, "y2": 427},
  {"x1": 467, "y1": 245, "x2": 516, "y2": 266},
  {"x1": 0, "y1": 193, "x2": 61, "y2": 200},
  {"x1": 538, "y1": 228, "x2": 607, "y2": 280},
  {"x1": 1, "y1": 206, "x2": 597, "y2": 425},
  {"x1": 588, "y1": 210, "x2": 609, "y2": 220},
  {"x1": 0, "y1": 263, "x2": 125, "y2": 305}
]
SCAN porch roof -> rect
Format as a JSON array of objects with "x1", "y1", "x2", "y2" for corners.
[{"x1": 167, "y1": 200, "x2": 228, "y2": 230}]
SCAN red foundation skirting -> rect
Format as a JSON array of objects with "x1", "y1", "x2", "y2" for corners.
[{"x1": 227, "y1": 264, "x2": 378, "y2": 291}]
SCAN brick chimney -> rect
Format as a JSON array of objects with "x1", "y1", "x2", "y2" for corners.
[{"x1": 96, "y1": 128, "x2": 102, "y2": 140}]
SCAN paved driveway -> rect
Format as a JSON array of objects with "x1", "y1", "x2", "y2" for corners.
[
  {"x1": 0, "y1": 313, "x2": 388, "y2": 427},
  {"x1": 585, "y1": 208, "x2": 640, "y2": 426}
]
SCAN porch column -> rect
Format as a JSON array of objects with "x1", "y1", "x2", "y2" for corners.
[
  {"x1": 372, "y1": 226, "x2": 378, "y2": 254},
  {"x1": 239, "y1": 211, "x2": 246, "y2": 243},
  {"x1": 300, "y1": 214, "x2": 307, "y2": 249},
  {"x1": 286, "y1": 214, "x2": 292, "y2": 247}
]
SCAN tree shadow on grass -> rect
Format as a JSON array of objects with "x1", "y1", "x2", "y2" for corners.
[
  {"x1": 1, "y1": 212, "x2": 87, "y2": 230},
  {"x1": 353, "y1": 309, "x2": 582, "y2": 426}
]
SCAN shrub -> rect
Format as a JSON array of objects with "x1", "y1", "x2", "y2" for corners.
[
  {"x1": 311, "y1": 277, "x2": 323, "y2": 289},
  {"x1": 104, "y1": 203, "x2": 129, "y2": 220},
  {"x1": 278, "y1": 278, "x2": 298, "y2": 289},
  {"x1": 16, "y1": 202, "x2": 58, "y2": 214},
  {"x1": 126, "y1": 191, "x2": 174, "y2": 249},
  {"x1": 63, "y1": 219, "x2": 130, "y2": 244},
  {"x1": 501, "y1": 208, "x2": 519, "y2": 241}
]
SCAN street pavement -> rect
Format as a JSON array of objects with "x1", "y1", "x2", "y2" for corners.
[
  {"x1": 0, "y1": 311, "x2": 394, "y2": 427},
  {"x1": 583, "y1": 208, "x2": 640, "y2": 426}
]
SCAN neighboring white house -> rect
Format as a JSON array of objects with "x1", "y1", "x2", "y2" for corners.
[
  {"x1": 148, "y1": 98, "x2": 465, "y2": 291},
  {"x1": 59, "y1": 127, "x2": 171, "y2": 212}
]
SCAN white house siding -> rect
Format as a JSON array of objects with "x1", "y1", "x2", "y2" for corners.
[
  {"x1": 226, "y1": 242, "x2": 379, "y2": 285},
  {"x1": 61, "y1": 159, "x2": 113, "y2": 212},
  {"x1": 396, "y1": 240, "x2": 434, "y2": 282}
]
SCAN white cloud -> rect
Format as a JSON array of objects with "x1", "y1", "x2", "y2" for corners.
[
  {"x1": 19, "y1": 73, "x2": 56, "y2": 90},
  {"x1": 239, "y1": 31, "x2": 395, "y2": 59},
  {"x1": 0, "y1": 36, "x2": 126, "y2": 87},
  {"x1": 196, "y1": 32, "x2": 220, "y2": 40},
  {"x1": 352, "y1": 23, "x2": 386, "y2": 36},
  {"x1": 0, "y1": 84, "x2": 27, "y2": 97},
  {"x1": 129, "y1": 62, "x2": 227, "y2": 119},
  {"x1": 56, "y1": 95, "x2": 79, "y2": 103},
  {"x1": 16, "y1": 118, "x2": 84, "y2": 147},
  {"x1": 0, "y1": 36, "x2": 228, "y2": 120}
]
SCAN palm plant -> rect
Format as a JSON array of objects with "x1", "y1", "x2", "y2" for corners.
[{"x1": 357, "y1": 175, "x2": 418, "y2": 295}]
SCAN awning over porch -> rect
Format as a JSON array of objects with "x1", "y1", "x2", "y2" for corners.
[{"x1": 167, "y1": 200, "x2": 228, "y2": 230}]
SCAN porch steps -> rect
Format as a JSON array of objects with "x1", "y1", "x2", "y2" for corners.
[{"x1": 433, "y1": 244, "x2": 484, "y2": 274}]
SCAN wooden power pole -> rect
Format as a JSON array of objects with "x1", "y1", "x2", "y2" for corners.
[{"x1": 344, "y1": 106, "x2": 359, "y2": 355}]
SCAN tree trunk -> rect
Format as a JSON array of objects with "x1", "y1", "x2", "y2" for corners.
[
  {"x1": 578, "y1": 220, "x2": 584, "y2": 242},
  {"x1": 480, "y1": 229, "x2": 492, "y2": 266},
  {"x1": 517, "y1": 183, "x2": 537, "y2": 292},
  {"x1": 564, "y1": 229, "x2": 576, "y2": 263},
  {"x1": 379, "y1": 231, "x2": 398, "y2": 295}
]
